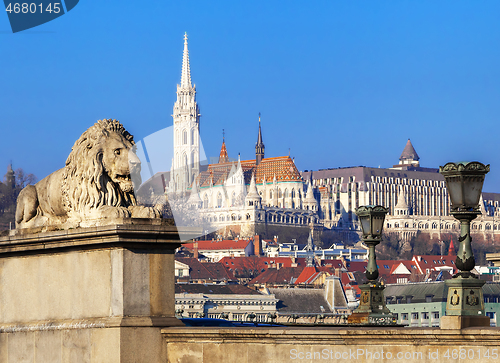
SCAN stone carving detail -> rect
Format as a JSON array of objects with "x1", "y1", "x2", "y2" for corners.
[
  {"x1": 466, "y1": 290, "x2": 479, "y2": 306},
  {"x1": 16, "y1": 119, "x2": 161, "y2": 229},
  {"x1": 450, "y1": 290, "x2": 460, "y2": 306}
]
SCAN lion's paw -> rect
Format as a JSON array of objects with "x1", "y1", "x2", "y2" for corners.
[
  {"x1": 128, "y1": 206, "x2": 162, "y2": 219},
  {"x1": 97, "y1": 205, "x2": 132, "y2": 219}
]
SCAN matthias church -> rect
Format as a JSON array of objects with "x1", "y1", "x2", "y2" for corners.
[{"x1": 141, "y1": 34, "x2": 500, "y2": 246}]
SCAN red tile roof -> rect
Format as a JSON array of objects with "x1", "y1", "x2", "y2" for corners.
[
  {"x1": 175, "y1": 284, "x2": 261, "y2": 295},
  {"x1": 412, "y1": 255, "x2": 457, "y2": 274},
  {"x1": 218, "y1": 256, "x2": 305, "y2": 272},
  {"x1": 183, "y1": 240, "x2": 252, "y2": 251},
  {"x1": 176, "y1": 258, "x2": 235, "y2": 281},
  {"x1": 247, "y1": 267, "x2": 304, "y2": 285},
  {"x1": 295, "y1": 266, "x2": 322, "y2": 284}
]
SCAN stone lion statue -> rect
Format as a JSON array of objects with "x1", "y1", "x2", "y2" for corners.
[{"x1": 16, "y1": 119, "x2": 161, "y2": 229}]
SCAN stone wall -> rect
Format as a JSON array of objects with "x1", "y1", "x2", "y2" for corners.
[
  {"x1": 163, "y1": 326, "x2": 500, "y2": 363},
  {"x1": 0, "y1": 219, "x2": 191, "y2": 363}
]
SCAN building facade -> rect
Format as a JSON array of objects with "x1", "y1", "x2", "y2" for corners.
[{"x1": 302, "y1": 140, "x2": 500, "y2": 242}]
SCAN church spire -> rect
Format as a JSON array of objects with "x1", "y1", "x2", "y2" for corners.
[
  {"x1": 255, "y1": 113, "x2": 265, "y2": 165},
  {"x1": 306, "y1": 229, "x2": 315, "y2": 267},
  {"x1": 219, "y1": 129, "x2": 229, "y2": 163},
  {"x1": 181, "y1": 32, "x2": 192, "y2": 88}
]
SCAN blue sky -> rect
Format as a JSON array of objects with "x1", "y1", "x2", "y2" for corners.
[{"x1": 1, "y1": 1, "x2": 500, "y2": 191}]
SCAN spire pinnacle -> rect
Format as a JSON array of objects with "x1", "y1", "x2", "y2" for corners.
[
  {"x1": 219, "y1": 131, "x2": 229, "y2": 163},
  {"x1": 181, "y1": 33, "x2": 192, "y2": 88},
  {"x1": 255, "y1": 113, "x2": 265, "y2": 165}
]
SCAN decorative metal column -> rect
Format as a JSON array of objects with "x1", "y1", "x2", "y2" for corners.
[
  {"x1": 439, "y1": 161, "x2": 490, "y2": 329},
  {"x1": 348, "y1": 205, "x2": 397, "y2": 325}
]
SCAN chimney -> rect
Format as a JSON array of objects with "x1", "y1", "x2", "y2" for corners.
[
  {"x1": 193, "y1": 242, "x2": 199, "y2": 259},
  {"x1": 254, "y1": 235, "x2": 261, "y2": 256},
  {"x1": 334, "y1": 268, "x2": 341, "y2": 278}
]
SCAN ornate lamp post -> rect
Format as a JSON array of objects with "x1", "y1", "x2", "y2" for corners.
[
  {"x1": 348, "y1": 205, "x2": 397, "y2": 325},
  {"x1": 439, "y1": 161, "x2": 490, "y2": 329}
]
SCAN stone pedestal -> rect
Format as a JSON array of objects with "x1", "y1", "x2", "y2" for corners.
[
  {"x1": 441, "y1": 275, "x2": 490, "y2": 329},
  {"x1": 0, "y1": 219, "x2": 197, "y2": 363},
  {"x1": 347, "y1": 282, "x2": 396, "y2": 325}
]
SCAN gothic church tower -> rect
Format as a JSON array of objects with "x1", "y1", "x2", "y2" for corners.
[{"x1": 170, "y1": 33, "x2": 200, "y2": 193}]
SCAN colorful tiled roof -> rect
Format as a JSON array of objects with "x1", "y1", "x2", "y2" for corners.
[{"x1": 197, "y1": 155, "x2": 302, "y2": 189}]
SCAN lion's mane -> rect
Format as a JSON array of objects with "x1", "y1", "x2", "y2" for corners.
[{"x1": 62, "y1": 119, "x2": 137, "y2": 214}]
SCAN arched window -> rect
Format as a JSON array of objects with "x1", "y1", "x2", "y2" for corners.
[
  {"x1": 217, "y1": 192, "x2": 222, "y2": 208},
  {"x1": 291, "y1": 189, "x2": 295, "y2": 198},
  {"x1": 278, "y1": 189, "x2": 282, "y2": 198},
  {"x1": 191, "y1": 129, "x2": 195, "y2": 145},
  {"x1": 183, "y1": 130, "x2": 187, "y2": 145},
  {"x1": 231, "y1": 192, "x2": 236, "y2": 206},
  {"x1": 203, "y1": 194, "x2": 209, "y2": 209},
  {"x1": 284, "y1": 189, "x2": 289, "y2": 198},
  {"x1": 269, "y1": 190, "x2": 273, "y2": 199}
]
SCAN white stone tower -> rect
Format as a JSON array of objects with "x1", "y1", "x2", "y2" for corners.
[{"x1": 170, "y1": 33, "x2": 200, "y2": 193}]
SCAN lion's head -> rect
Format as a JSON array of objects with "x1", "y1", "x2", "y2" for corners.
[{"x1": 62, "y1": 119, "x2": 142, "y2": 213}]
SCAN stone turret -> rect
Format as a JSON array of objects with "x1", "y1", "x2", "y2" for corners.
[
  {"x1": 394, "y1": 189, "x2": 410, "y2": 217},
  {"x1": 255, "y1": 114, "x2": 265, "y2": 165},
  {"x1": 303, "y1": 180, "x2": 318, "y2": 211},
  {"x1": 399, "y1": 139, "x2": 419, "y2": 166},
  {"x1": 245, "y1": 173, "x2": 261, "y2": 209}
]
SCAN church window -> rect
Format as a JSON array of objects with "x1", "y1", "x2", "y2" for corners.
[
  {"x1": 284, "y1": 189, "x2": 289, "y2": 198},
  {"x1": 183, "y1": 130, "x2": 187, "y2": 145},
  {"x1": 246, "y1": 214, "x2": 251, "y2": 220},
  {"x1": 291, "y1": 189, "x2": 295, "y2": 198},
  {"x1": 217, "y1": 193, "x2": 222, "y2": 208},
  {"x1": 231, "y1": 192, "x2": 236, "y2": 206},
  {"x1": 269, "y1": 190, "x2": 273, "y2": 199},
  {"x1": 203, "y1": 194, "x2": 208, "y2": 209},
  {"x1": 191, "y1": 129, "x2": 195, "y2": 145},
  {"x1": 278, "y1": 189, "x2": 282, "y2": 198}
]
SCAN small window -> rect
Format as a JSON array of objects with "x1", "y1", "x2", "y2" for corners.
[
  {"x1": 384, "y1": 265, "x2": 390, "y2": 269},
  {"x1": 406, "y1": 296, "x2": 412, "y2": 303},
  {"x1": 401, "y1": 313, "x2": 408, "y2": 321},
  {"x1": 422, "y1": 312, "x2": 429, "y2": 320},
  {"x1": 425, "y1": 295, "x2": 433, "y2": 303},
  {"x1": 411, "y1": 312, "x2": 419, "y2": 320}
]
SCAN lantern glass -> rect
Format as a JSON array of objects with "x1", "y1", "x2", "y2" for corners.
[
  {"x1": 371, "y1": 215, "x2": 385, "y2": 237},
  {"x1": 445, "y1": 176, "x2": 464, "y2": 208},
  {"x1": 359, "y1": 214, "x2": 371, "y2": 236},
  {"x1": 463, "y1": 176, "x2": 485, "y2": 209}
]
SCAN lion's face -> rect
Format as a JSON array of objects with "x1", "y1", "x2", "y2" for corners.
[{"x1": 100, "y1": 132, "x2": 142, "y2": 193}]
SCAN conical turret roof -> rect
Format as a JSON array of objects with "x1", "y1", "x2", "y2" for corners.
[
  {"x1": 219, "y1": 138, "x2": 229, "y2": 163},
  {"x1": 246, "y1": 173, "x2": 260, "y2": 200},
  {"x1": 399, "y1": 139, "x2": 419, "y2": 161}
]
